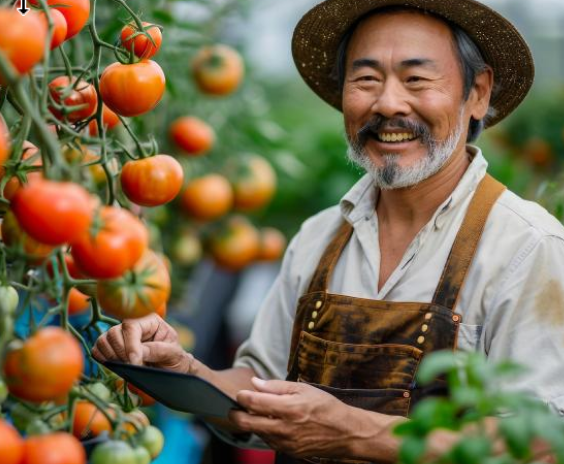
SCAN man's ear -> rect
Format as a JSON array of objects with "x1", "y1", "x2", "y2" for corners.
[{"x1": 469, "y1": 66, "x2": 494, "y2": 120}]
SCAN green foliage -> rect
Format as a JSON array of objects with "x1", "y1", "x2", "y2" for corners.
[{"x1": 396, "y1": 351, "x2": 564, "y2": 464}]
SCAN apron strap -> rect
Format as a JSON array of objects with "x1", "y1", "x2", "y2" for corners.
[
  {"x1": 306, "y1": 220, "x2": 354, "y2": 294},
  {"x1": 432, "y1": 174, "x2": 506, "y2": 310}
]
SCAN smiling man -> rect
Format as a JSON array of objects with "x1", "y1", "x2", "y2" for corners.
[{"x1": 93, "y1": 0, "x2": 564, "y2": 462}]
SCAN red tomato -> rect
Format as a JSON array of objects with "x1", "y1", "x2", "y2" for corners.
[
  {"x1": 4, "y1": 327, "x2": 84, "y2": 402},
  {"x1": 71, "y1": 206, "x2": 149, "y2": 279},
  {"x1": 169, "y1": 116, "x2": 215, "y2": 156},
  {"x1": 0, "y1": 114, "x2": 10, "y2": 168},
  {"x1": 12, "y1": 179, "x2": 94, "y2": 246},
  {"x1": 0, "y1": 9, "x2": 47, "y2": 84},
  {"x1": 192, "y1": 44, "x2": 244, "y2": 96},
  {"x1": 99, "y1": 61, "x2": 165, "y2": 117},
  {"x1": 23, "y1": 432, "x2": 86, "y2": 464},
  {"x1": 0, "y1": 419, "x2": 24, "y2": 464},
  {"x1": 88, "y1": 104, "x2": 121, "y2": 136},
  {"x1": 29, "y1": 0, "x2": 90, "y2": 39},
  {"x1": 49, "y1": 76, "x2": 98, "y2": 123},
  {"x1": 180, "y1": 174, "x2": 233, "y2": 221},
  {"x1": 121, "y1": 22, "x2": 162, "y2": 59},
  {"x1": 97, "y1": 249, "x2": 171, "y2": 320},
  {"x1": 40, "y1": 8, "x2": 68, "y2": 50},
  {"x1": 121, "y1": 155, "x2": 183, "y2": 207},
  {"x1": 67, "y1": 288, "x2": 89, "y2": 315}
]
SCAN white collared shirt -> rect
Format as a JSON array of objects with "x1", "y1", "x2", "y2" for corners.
[{"x1": 234, "y1": 146, "x2": 564, "y2": 414}]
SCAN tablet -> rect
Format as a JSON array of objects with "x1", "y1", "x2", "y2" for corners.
[{"x1": 102, "y1": 361, "x2": 244, "y2": 418}]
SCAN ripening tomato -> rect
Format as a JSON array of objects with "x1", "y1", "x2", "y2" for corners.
[
  {"x1": 192, "y1": 44, "x2": 244, "y2": 96},
  {"x1": 0, "y1": 114, "x2": 10, "y2": 167},
  {"x1": 40, "y1": 8, "x2": 68, "y2": 50},
  {"x1": 232, "y1": 155, "x2": 276, "y2": 212},
  {"x1": 67, "y1": 288, "x2": 90, "y2": 315},
  {"x1": 88, "y1": 104, "x2": 121, "y2": 136},
  {"x1": 23, "y1": 432, "x2": 86, "y2": 464},
  {"x1": 0, "y1": 9, "x2": 47, "y2": 84},
  {"x1": 71, "y1": 206, "x2": 149, "y2": 279},
  {"x1": 1, "y1": 141, "x2": 42, "y2": 201},
  {"x1": 97, "y1": 249, "x2": 170, "y2": 320},
  {"x1": 138, "y1": 425, "x2": 165, "y2": 459},
  {"x1": 209, "y1": 216, "x2": 260, "y2": 271},
  {"x1": 12, "y1": 179, "x2": 94, "y2": 246},
  {"x1": 169, "y1": 116, "x2": 215, "y2": 156},
  {"x1": 4, "y1": 327, "x2": 84, "y2": 402},
  {"x1": 171, "y1": 228, "x2": 202, "y2": 266},
  {"x1": 100, "y1": 61, "x2": 165, "y2": 117},
  {"x1": 180, "y1": 174, "x2": 233, "y2": 221},
  {"x1": 29, "y1": 0, "x2": 90, "y2": 39},
  {"x1": 0, "y1": 419, "x2": 24, "y2": 464},
  {"x1": 121, "y1": 22, "x2": 162, "y2": 59},
  {"x1": 121, "y1": 155, "x2": 183, "y2": 207},
  {"x1": 90, "y1": 440, "x2": 136, "y2": 464},
  {"x1": 258, "y1": 227, "x2": 286, "y2": 261},
  {"x1": 49, "y1": 76, "x2": 98, "y2": 123},
  {"x1": 72, "y1": 401, "x2": 113, "y2": 439},
  {"x1": 1, "y1": 211, "x2": 54, "y2": 262}
]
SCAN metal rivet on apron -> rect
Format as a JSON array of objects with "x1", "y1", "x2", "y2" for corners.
[
  {"x1": 452, "y1": 315, "x2": 460, "y2": 322},
  {"x1": 403, "y1": 391, "x2": 410, "y2": 398},
  {"x1": 308, "y1": 322, "x2": 315, "y2": 330},
  {"x1": 424, "y1": 312, "x2": 432, "y2": 321},
  {"x1": 315, "y1": 300, "x2": 323, "y2": 309},
  {"x1": 421, "y1": 324, "x2": 429, "y2": 333},
  {"x1": 312, "y1": 311, "x2": 318, "y2": 319},
  {"x1": 417, "y1": 336, "x2": 425, "y2": 344}
]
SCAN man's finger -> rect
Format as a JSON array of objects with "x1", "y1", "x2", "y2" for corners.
[
  {"x1": 236, "y1": 390, "x2": 299, "y2": 418},
  {"x1": 228, "y1": 410, "x2": 284, "y2": 435},
  {"x1": 105, "y1": 326, "x2": 128, "y2": 361},
  {"x1": 141, "y1": 341, "x2": 182, "y2": 365},
  {"x1": 121, "y1": 314, "x2": 164, "y2": 365},
  {"x1": 251, "y1": 377, "x2": 301, "y2": 395},
  {"x1": 93, "y1": 334, "x2": 117, "y2": 361}
]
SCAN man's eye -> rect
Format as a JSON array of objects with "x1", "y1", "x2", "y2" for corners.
[
  {"x1": 357, "y1": 76, "x2": 377, "y2": 82},
  {"x1": 407, "y1": 76, "x2": 424, "y2": 83}
]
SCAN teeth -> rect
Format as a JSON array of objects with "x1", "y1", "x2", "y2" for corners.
[{"x1": 378, "y1": 132, "x2": 415, "y2": 143}]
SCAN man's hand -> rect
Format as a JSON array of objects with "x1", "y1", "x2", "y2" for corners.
[
  {"x1": 229, "y1": 378, "x2": 365, "y2": 459},
  {"x1": 92, "y1": 313, "x2": 194, "y2": 374}
]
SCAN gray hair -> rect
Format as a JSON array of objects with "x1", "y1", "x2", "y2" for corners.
[{"x1": 334, "y1": 8, "x2": 497, "y2": 143}]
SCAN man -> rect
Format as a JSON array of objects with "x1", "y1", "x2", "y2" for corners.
[{"x1": 94, "y1": 0, "x2": 564, "y2": 462}]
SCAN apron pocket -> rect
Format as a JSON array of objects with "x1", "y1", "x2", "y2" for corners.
[{"x1": 297, "y1": 331, "x2": 422, "y2": 391}]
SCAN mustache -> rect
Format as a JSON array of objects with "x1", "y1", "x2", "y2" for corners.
[{"x1": 356, "y1": 116, "x2": 433, "y2": 147}]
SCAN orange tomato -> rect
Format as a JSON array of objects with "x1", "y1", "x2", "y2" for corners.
[
  {"x1": 4, "y1": 327, "x2": 84, "y2": 402},
  {"x1": 97, "y1": 249, "x2": 171, "y2": 320},
  {"x1": 49, "y1": 76, "x2": 98, "y2": 123},
  {"x1": 0, "y1": 419, "x2": 24, "y2": 464},
  {"x1": 0, "y1": 9, "x2": 47, "y2": 84},
  {"x1": 88, "y1": 104, "x2": 121, "y2": 136},
  {"x1": 209, "y1": 216, "x2": 260, "y2": 271},
  {"x1": 29, "y1": 0, "x2": 90, "y2": 39},
  {"x1": 40, "y1": 8, "x2": 68, "y2": 50},
  {"x1": 169, "y1": 116, "x2": 215, "y2": 156},
  {"x1": 121, "y1": 22, "x2": 162, "y2": 59},
  {"x1": 72, "y1": 401, "x2": 113, "y2": 439},
  {"x1": 192, "y1": 44, "x2": 244, "y2": 96},
  {"x1": 1, "y1": 211, "x2": 54, "y2": 263},
  {"x1": 23, "y1": 432, "x2": 86, "y2": 464},
  {"x1": 121, "y1": 155, "x2": 184, "y2": 207},
  {"x1": 67, "y1": 288, "x2": 90, "y2": 315},
  {"x1": 232, "y1": 156, "x2": 276, "y2": 212},
  {"x1": 100, "y1": 61, "x2": 165, "y2": 117},
  {"x1": 258, "y1": 227, "x2": 287, "y2": 261},
  {"x1": 180, "y1": 174, "x2": 233, "y2": 221},
  {"x1": 0, "y1": 113, "x2": 10, "y2": 167}
]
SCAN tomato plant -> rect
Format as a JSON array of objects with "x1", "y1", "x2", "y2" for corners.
[
  {"x1": 29, "y1": 0, "x2": 90, "y2": 39},
  {"x1": 71, "y1": 206, "x2": 149, "y2": 279},
  {"x1": 100, "y1": 61, "x2": 165, "y2": 117},
  {"x1": 121, "y1": 154, "x2": 183, "y2": 207},
  {"x1": 192, "y1": 44, "x2": 244, "y2": 96},
  {"x1": 88, "y1": 104, "x2": 120, "y2": 136},
  {"x1": 3, "y1": 327, "x2": 83, "y2": 402},
  {"x1": 169, "y1": 116, "x2": 215, "y2": 156},
  {"x1": 121, "y1": 22, "x2": 162, "y2": 59}
]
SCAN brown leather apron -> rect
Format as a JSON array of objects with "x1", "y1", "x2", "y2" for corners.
[{"x1": 275, "y1": 174, "x2": 505, "y2": 464}]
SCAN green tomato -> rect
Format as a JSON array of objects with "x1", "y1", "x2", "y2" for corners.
[
  {"x1": 91, "y1": 440, "x2": 138, "y2": 464},
  {"x1": 132, "y1": 446, "x2": 151, "y2": 464},
  {"x1": 10, "y1": 402, "x2": 38, "y2": 432},
  {"x1": 0, "y1": 378, "x2": 8, "y2": 404},
  {"x1": 25, "y1": 418, "x2": 51, "y2": 436},
  {"x1": 138, "y1": 425, "x2": 164, "y2": 459},
  {"x1": 0, "y1": 285, "x2": 18, "y2": 316},
  {"x1": 86, "y1": 382, "x2": 112, "y2": 402}
]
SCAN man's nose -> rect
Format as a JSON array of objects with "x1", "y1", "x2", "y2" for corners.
[{"x1": 370, "y1": 79, "x2": 411, "y2": 119}]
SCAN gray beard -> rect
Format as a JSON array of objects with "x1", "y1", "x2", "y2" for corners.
[{"x1": 346, "y1": 112, "x2": 465, "y2": 190}]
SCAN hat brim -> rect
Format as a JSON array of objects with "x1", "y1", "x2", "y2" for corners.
[{"x1": 292, "y1": 0, "x2": 534, "y2": 128}]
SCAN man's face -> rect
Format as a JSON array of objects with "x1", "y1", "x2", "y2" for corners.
[{"x1": 342, "y1": 11, "x2": 477, "y2": 189}]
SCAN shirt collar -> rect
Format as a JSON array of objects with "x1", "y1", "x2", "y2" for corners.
[{"x1": 339, "y1": 145, "x2": 489, "y2": 228}]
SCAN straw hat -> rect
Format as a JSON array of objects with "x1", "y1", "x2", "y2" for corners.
[{"x1": 292, "y1": 0, "x2": 534, "y2": 127}]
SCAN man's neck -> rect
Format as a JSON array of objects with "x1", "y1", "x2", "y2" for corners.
[{"x1": 376, "y1": 148, "x2": 472, "y2": 229}]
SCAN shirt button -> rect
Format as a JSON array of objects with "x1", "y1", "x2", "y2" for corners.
[
  {"x1": 315, "y1": 300, "x2": 323, "y2": 310},
  {"x1": 312, "y1": 311, "x2": 318, "y2": 319},
  {"x1": 308, "y1": 322, "x2": 315, "y2": 330}
]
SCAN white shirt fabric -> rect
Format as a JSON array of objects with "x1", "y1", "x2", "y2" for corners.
[{"x1": 233, "y1": 146, "x2": 564, "y2": 414}]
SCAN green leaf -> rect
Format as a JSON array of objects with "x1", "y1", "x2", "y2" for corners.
[
  {"x1": 449, "y1": 436, "x2": 492, "y2": 464},
  {"x1": 152, "y1": 9, "x2": 175, "y2": 25},
  {"x1": 417, "y1": 351, "x2": 459, "y2": 385},
  {"x1": 498, "y1": 415, "x2": 532, "y2": 459},
  {"x1": 398, "y1": 436, "x2": 427, "y2": 464},
  {"x1": 410, "y1": 398, "x2": 458, "y2": 434}
]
